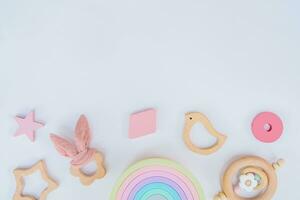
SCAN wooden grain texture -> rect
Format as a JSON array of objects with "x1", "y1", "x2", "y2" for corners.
[
  {"x1": 70, "y1": 151, "x2": 106, "y2": 186},
  {"x1": 183, "y1": 112, "x2": 227, "y2": 155},
  {"x1": 13, "y1": 160, "x2": 58, "y2": 200},
  {"x1": 214, "y1": 156, "x2": 284, "y2": 200}
]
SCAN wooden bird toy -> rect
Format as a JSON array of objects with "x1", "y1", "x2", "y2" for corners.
[
  {"x1": 214, "y1": 156, "x2": 284, "y2": 200},
  {"x1": 183, "y1": 112, "x2": 227, "y2": 155},
  {"x1": 50, "y1": 115, "x2": 106, "y2": 186},
  {"x1": 13, "y1": 160, "x2": 58, "y2": 200}
]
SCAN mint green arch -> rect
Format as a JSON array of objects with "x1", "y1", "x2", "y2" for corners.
[
  {"x1": 142, "y1": 189, "x2": 172, "y2": 200},
  {"x1": 147, "y1": 195, "x2": 168, "y2": 200},
  {"x1": 134, "y1": 183, "x2": 180, "y2": 200}
]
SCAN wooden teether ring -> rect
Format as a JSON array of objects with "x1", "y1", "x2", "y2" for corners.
[
  {"x1": 70, "y1": 151, "x2": 106, "y2": 186},
  {"x1": 222, "y1": 156, "x2": 278, "y2": 200},
  {"x1": 183, "y1": 112, "x2": 227, "y2": 155},
  {"x1": 50, "y1": 115, "x2": 106, "y2": 186},
  {"x1": 13, "y1": 160, "x2": 58, "y2": 200}
]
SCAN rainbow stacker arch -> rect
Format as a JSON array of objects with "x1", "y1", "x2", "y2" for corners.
[{"x1": 111, "y1": 158, "x2": 205, "y2": 200}]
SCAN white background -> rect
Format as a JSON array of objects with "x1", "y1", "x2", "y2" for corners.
[{"x1": 0, "y1": 0, "x2": 299, "y2": 199}]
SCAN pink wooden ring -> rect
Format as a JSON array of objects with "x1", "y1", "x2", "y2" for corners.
[{"x1": 251, "y1": 112, "x2": 283, "y2": 143}]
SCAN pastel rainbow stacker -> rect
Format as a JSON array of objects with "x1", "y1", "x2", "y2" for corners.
[{"x1": 111, "y1": 158, "x2": 205, "y2": 200}]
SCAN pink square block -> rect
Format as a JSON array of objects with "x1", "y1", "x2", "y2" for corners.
[{"x1": 129, "y1": 109, "x2": 157, "y2": 139}]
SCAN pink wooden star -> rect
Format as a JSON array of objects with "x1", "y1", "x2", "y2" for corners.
[{"x1": 14, "y1": 111, "x2": 44, "y2": 142}]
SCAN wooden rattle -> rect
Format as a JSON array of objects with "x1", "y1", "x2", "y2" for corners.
[
  {"x1": 13, "y1": 160, "x2": 58, "y2": 200},
  {"x1": 183, "y1": 112, "x2": 227, "y2": 155},
  {"x1": 50, "y1": 115, "x2": 106, "y2": 186},
  {"x1": 214, "y1": 156, "x2": 284, "y2": 200}
]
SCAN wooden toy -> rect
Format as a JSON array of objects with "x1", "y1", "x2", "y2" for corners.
[
  {"x1": 251, "y1": 112, "x2": 283, "y2": 143},
  {"x1": 214, "y1": 156, "x2": 284, "y2": 200},
  {"x1": 13, "y1": 160, "x2": 58, "y2": 200},
  {"x1": 50, "y1": 115, "x2": 106, "y2": 186},
  {"x1": 129, "y1": 108, "x2": 157, "y2": 139},
  {"x1": 111, "y1": 158, "x2": 205, "y2": 200},
  {"x1": 70, "y1": 151, "x2": 105, "y2": 185},
  {"x1": 183, "y1": 112, "x2": 227, "y2": 155},
  {"x1": 14, "y1": 111, "x2": 44, "y2": 142}
]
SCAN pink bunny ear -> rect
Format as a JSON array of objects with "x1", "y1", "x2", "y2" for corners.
[
  {"x1": 75, "y1": 115, "x2": 91, "y2": 152},
  {"x1": 50, "y1": 134, "x2": 78, "y2": 157}
]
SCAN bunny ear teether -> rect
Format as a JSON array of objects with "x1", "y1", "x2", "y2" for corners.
[{"x1": 50, "y1": 115, "x2": 106, "y2": 185}]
